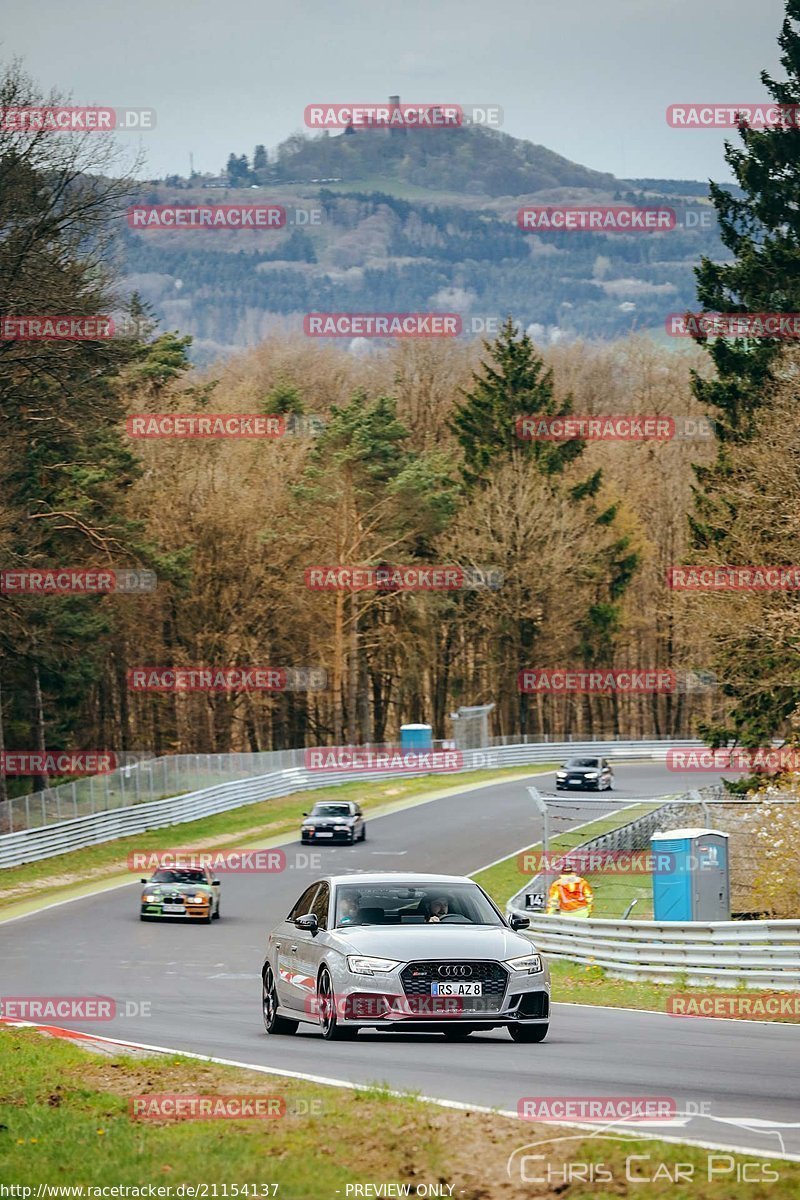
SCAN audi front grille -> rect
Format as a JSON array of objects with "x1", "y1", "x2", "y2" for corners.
[{"x1": 400, "y1": 961, "x2": 508, "y2": 1008}]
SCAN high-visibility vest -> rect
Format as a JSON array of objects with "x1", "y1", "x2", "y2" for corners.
[{"x1": 547, "y1": 873, "x2": 593, "y2": 914}]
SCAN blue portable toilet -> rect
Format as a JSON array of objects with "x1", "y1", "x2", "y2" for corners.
[
  {"x1": 651, "y1": 828, "x2": 730, "y2": 921},
  {"x1": 400, "y1": 723, "x2": 433, "y2": 752}
]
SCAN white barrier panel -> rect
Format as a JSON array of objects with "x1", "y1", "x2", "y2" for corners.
[{"x1": 513, "y1": 913, "x2": 800, "y2": 988}]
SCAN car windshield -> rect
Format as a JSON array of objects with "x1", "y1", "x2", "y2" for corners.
[
  {"x1": 333, "y1": 883, "x2": 503, "y2": 928},
  {"x1": 310, "y1": 804, "x2": 351, "y2": 817},
  {"x1": 150, "y1": 869, "x2": 207, "y2": 885},
  {"x1": 567, "y1": 758, "x2": 600, "y2": 768}
]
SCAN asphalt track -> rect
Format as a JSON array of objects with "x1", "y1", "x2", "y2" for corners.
[{"x1": 2, "y1": 762, "x2": 799, "y2": 1159}]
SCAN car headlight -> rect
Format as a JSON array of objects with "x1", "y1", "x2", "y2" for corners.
[
  {"x1": 505, "y1": 953, "x2": 543, "y2": 974},
  {"x1": 556, "y1": 770, "x2": 567, "y2": 778},
  {"x1": 584, "y1": 771, "x2": 599, "y2": 778},
  {"x1": 187, "y1": 894, "x2": 208, "y2": 904},
  {"x1": 346, "y1": 955, "x2": 401, "y2": 976},
  {"x1": 335, "y1": 825, "x2": 349, "y2": 831},
  {"x1": 142, "y1": 894, "x2": 158, "y2": 903}
]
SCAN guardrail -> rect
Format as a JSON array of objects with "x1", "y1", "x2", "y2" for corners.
[
  {"x1": 516, "y1": 913, "x2": 800, "y2": 989},
  {"x1": 0, "y1": 738, "x2": 704, "y2": 868}
]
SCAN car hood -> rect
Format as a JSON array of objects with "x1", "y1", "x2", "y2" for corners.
[{"x1": 326, "y1": 924, "x2": 538, "y2": 961}]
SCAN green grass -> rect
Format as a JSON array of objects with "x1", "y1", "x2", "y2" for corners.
[
  {"x1": 2, "y1": 1026, "x2": 797, "y2": 1197},
  {"x1": 0, "y1": 766, "x2": 557, "y2": 913},
  {"x1": 549, "y1": 960, "x2": 800, "y2": 1020}
]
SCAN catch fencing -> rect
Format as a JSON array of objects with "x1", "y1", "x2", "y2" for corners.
[{"x1": 0, "y1": 738, "x2": 703, "y2": 868}]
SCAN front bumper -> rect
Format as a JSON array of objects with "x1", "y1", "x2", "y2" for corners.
[
  {"x1": 323, "y1": 960, "x2": 550, "y2": 1027},
  {"x1": 140, "y1": 902, "x2": 211, "y2": 919},
  {"x1": 301, "y1": 827, "x2": 354, "y2": 842}
]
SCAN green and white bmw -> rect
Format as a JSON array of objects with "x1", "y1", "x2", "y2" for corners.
[{"x1": 139, "y1": 866, "x2": 221, "y2": 923}]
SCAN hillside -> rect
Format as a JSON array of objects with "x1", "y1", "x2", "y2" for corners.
[
  {"x1": 123, "y1": 125, "x2": 727, "y2": 366},
  {"x1": 264, "y1": 124, "x2": 618, "y2": 197}
]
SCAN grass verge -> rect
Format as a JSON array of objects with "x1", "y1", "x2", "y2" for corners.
[
  {"x1": 0, "y1": 766, "x2": 556, "y2": 915},
  {"x1": 1, "y1": 1026, "x2": 796, "y2": 1198}
]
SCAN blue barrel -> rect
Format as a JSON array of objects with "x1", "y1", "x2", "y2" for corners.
[{"x1": 400, "y1": 724, "x2": 433, "y2": 751}]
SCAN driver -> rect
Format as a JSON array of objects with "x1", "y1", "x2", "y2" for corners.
[{"x1": 427, "y1": 895, "x2": 449, "y2": 923}]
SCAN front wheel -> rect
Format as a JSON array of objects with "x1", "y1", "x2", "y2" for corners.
[
  {"x1": 262, "y1": 966, "x2": 298, "y2": 1035},
  {"x1": 318, "y1": 967, "x2": 358, "y2": 1040},
  {"x1": 360, "y1": 824, "x2": 366, "y2": 841},
  {"x1": 508, "y1": 1022, "x2": 549, "y2": 1043}
]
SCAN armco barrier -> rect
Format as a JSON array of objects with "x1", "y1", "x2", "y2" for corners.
[
  {"x1": 0, "y1": 739, "x2": 704, "y2": 868},
  {"x1": 514, "y1": 913, "x2": 800, "y2": 989}
]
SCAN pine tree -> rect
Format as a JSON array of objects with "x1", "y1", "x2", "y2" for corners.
[
  {"x1": 691, "y1": 0, "x2": 800, "y2": 548},
  {"x1": 451, "y1": 317, "x2": 583, "y2": 488},
  {"x1": 686, "y1": 1, "x2": 800, "y2": 746}
]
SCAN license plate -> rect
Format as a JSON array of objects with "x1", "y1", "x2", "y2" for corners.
[
  {"x1": 163, "y1": 903, "x2": 185, "y2": 913},
  {"x1": 430, "y1": 982, "x2": 483, "y2": 997},
  {"x1": 315, "y1": 831, "x2": 334, "y2": 838}
]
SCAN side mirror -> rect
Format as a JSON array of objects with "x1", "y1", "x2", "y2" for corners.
[
  {"x1": 302, "y1": 812, "x2": 308, "y2": 817},
  {"x1": 295, "y1": 913, "x2": 319, "y2": 935},
  {"x1": 509, "y1": 913, "x2": 530, "y2": 930},
  {"x1": 140, "y1": 878, "x2": 147, "y2": 884},
  {"x1": 212, "y1": 880, "x2": 221, "y2": 886}
]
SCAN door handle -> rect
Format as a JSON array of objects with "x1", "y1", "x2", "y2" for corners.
[{"x1": 291, "y1": 944, "x2": 298, "y2": 952}]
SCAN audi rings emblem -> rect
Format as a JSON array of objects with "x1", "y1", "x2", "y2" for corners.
[{"x1": 438, "y1": 964, "x2": 473, "y2": 978}]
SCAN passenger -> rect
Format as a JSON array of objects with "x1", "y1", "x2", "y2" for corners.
[{"x1": 338, "y1": 894, "x2": 360, "y2": 925}]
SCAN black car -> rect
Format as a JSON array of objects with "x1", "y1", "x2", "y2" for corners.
[
  {"x1": 555, "y1": 757, "x2": 614, "y2": 791},
  {"x1": 301, "y1": 801, "x2": 366, "y2": 844}
]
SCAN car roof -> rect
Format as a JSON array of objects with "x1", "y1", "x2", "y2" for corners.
[{"x1": 326, "y1": 872, "x2": 474, "y2": 887}]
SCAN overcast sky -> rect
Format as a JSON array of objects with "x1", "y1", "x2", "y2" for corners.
[{"x1": 2, "y1": 0, "x2": 790, "y2": 182}]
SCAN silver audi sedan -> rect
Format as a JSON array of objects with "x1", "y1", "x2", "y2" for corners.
[{"x1": 261, "y1": 872, "x2": 550, "y2": 1042}]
